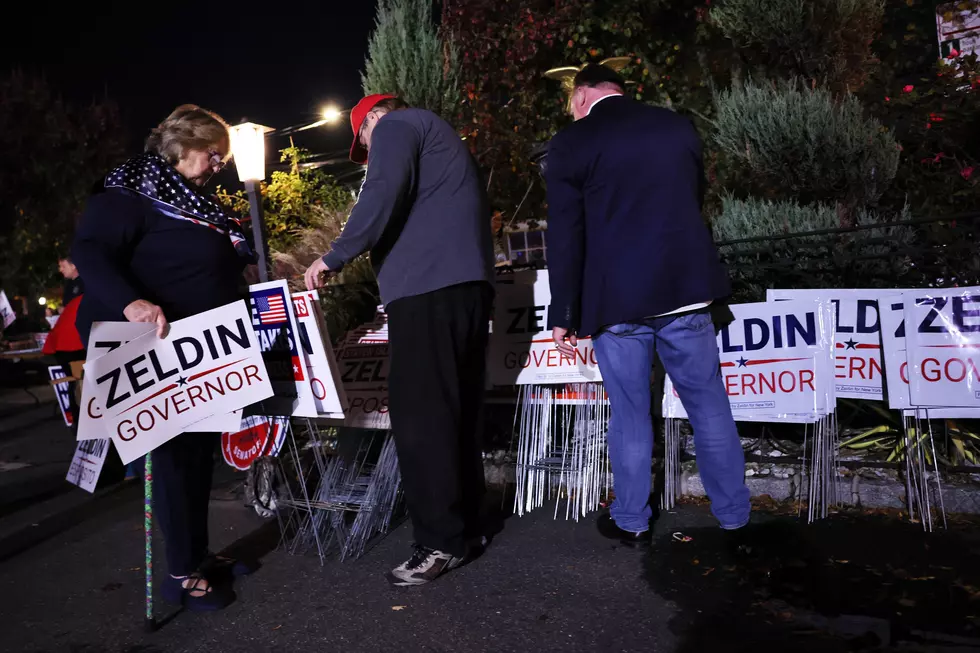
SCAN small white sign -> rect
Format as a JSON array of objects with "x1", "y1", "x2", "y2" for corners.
[
  {"x1": 324, "y1": 389, "x2": 392, "y2": 430},
  {"x1": 488, "y1": 270, "x2": 601, "y2": 386},
  {"x1": 291, "y1": 290, "x2": 346, "y2": 418},
  {"x1": 768, "y1": 289, "x2": 906, "y2": 400},
  {"x1": 879, "y1": 292, "x2": 980, "y2": 418},
  {"x1": 66, "y1": 437, "x2": 110, "y2": 493},
  {"x1": 0, "y1": 290, "x2": 16, "y2": 329},
  {"x1": 85, "y1": 301, "x2": 273, "y2": 465},
  {"x1": 905, "y1": 288, "x2": 980, "y2": 408}
]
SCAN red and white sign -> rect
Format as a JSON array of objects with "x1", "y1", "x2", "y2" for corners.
[
  {"x1": 85, "y1": 301, "x2": 273, "y2": 465},
  {"x1": 905, "y1": 288, "x2": 980, "y2": 408},
  {"x1": 880, "y1": 292, "x2": 980, "y2": 418},
  {"x1": 221, "y1": 415, "x2": 288, "y2": 470},
  {"x1": 291, "y1": 290, "x2": 345, "y2": 419},
  {"x1": 769, "y1": 289, "x2": 905, "y2": 400},
  {"x1": 937, "y1": 2, "x2": 980, "y2": 59},
  {"x1": 77, "y1": 322, "x2": 156, "y2": 441},
  {"x1": 488, "y1": 270, "x2": 601, "y2": 386},
  {"x1": 664, "y1": 300, "x2": 836, "y2": 423}
]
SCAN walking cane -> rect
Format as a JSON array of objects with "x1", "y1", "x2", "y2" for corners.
[{"x1": 144, "y1": 452, "x2": 156, "y2": 633}]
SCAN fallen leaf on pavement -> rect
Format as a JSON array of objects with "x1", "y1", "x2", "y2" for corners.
[
  {"x1": 392, "y1": 606, "x2": 407, "y2": 611},
  {"x1": 272, "y1": 625, "x2": 282, "y2": 631}
]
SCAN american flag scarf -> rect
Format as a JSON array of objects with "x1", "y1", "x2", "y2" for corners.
[{"x1": 104, "y1": 152, "x2": 253, "y2": 260}]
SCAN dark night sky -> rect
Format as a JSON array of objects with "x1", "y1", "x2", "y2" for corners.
[{"x1": 1, "y1": 0, "x2": 380, "y2": 182}]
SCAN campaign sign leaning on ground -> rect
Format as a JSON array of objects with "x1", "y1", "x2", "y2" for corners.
[
  {"x1": 248, "y1": 281, "x2": 318, "y2": 418},
  {"x1": 879, "y1": 292, "x2": 980, "y2": 418},
  {"x1": 66, "y1": 437, "x2": 109, "y2": 493},
  {"x1": 48, "y1": 366, "x2": 74, "y2": 427},
  {"x1": 768, "y1": 289, "x2": 905, "y2": 401},
  {"x1": 77, "y1": 322, "x2": 156, "y2": 441},
  {"x1": 488, "y1": 269, "x2": 602, "y2": 386},
  {"x1": 291, "y1": 290, "x2": 346, "y2": 419},
  {"x1": 665, "y1": 300, "x2": 836, "y2": 423},
  {"x1": 904, "y1": 288, "x2": 980, "y2": 408},
  {"x1": 84, "y1": 301, "x2": 273, "y2": 465}
]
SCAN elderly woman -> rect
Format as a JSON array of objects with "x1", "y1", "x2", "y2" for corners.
[{"x1": 73, "y1": 104, "x2": 254, "y2": 611}]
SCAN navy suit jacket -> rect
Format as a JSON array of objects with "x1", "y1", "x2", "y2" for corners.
[{"x1": 545, "y1": 95, "x2": 731, "y2": 337}]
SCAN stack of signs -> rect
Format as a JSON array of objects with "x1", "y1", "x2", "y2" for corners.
[
  {"x1": 47, "y1": 366, "x2": 74, "y2": 426},
  {"x1": 886, "y1": 287, "x2": 980, "y2": 418},
  {"x1": 222, "y1": 415, "x2": 289, "y2": 470},
  {"x1": 248, "y1": 280, "x2": 318, "y2": 418},
  {"x1": 291, "y1": 290, "x2": 346, "y2": 419},
  {"x1": 330, "y1": 306, "x2": 392, "y2": 430},
  {"x1": 488, "y1": 269, "x2": 602, "y2": 386},
  {"x1": 768, "y1": 290, "x2": 904, "y2": 401},
  {"x1": 84, "y1": 301, "x2": 273, "y2": 465},
  {"x1": 663, "y1": 300, "x2": 837, "y2": 424}
]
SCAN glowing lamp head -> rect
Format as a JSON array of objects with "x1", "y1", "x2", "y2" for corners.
[
  {"x1": 229, "y1": 122, "x2": 273, "y2": 182},
  {"x1": 321, "y1": 106, "x2": 342, "y2": 123}
]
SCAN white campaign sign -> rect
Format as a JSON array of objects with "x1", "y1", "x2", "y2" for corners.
[
  {"x1": 77, "y1": 323, "x2": 156, "y2": 441},
  {"x1": 337, "y1": 343, "x2": 390, "y2": 391},
  {"x1": 904, "y1": 288, "x2": 980, "y2": 408},
  {"x1": 291, "y1": 290, "x2": 345, "y2": 418},
  {"x1": 0, "y1": 290, "x2": 15, "y2": 329},
  {"x1": 488, "y1": 269, "x2": 601, "y2": 386},
  {"x1": 84, "y1": 301, "x2": 273, "y2": 465},
  {"x1": 769, "y1": 289, "x2": 903, "y2": 400},
  {"x1": 249, "y1": 281, "x2": 318, "y2": 418},
  {"x1": 186, "y1": 410, "x2": 243, "y2": 432},
  {"x1": 879, "y1": 292, "x2": 980, "y2": 418},
  {"x1": 664, "y1": 300, "x2": 836, "y2": 423},
  {"x1": 66, "y1": 437, "x2": 109, "y2": 493}
]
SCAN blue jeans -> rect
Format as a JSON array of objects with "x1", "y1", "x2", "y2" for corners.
[{"x1": 593, "y1": 311, "x2": 750, "y2": 532}]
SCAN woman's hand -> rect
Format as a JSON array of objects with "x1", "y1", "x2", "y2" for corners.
[{"x1": 124, "y1": 300, "x2": 169, "y2": 338}]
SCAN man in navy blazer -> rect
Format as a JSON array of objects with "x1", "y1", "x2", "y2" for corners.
[{"x1": 545, "y1": 64, "x2": 750, "y2": 546}]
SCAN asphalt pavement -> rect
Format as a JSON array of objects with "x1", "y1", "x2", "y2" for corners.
[{"x1": 2, "y1": 486, "x2": 979, "y2": 653}]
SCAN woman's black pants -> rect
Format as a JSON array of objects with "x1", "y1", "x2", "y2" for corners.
[{"x1": 152, "y1": 432, "x2": 217, "y2": 576}]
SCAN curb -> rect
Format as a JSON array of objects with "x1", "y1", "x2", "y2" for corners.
[{"x1": 483, "y1": 461, "x2": 980, "y2": 514}]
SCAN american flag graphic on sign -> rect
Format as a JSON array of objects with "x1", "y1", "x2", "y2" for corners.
[{"x1": 256, "y1": 294, "x2": 288, "y2": 324}]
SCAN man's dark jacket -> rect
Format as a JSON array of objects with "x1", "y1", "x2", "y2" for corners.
[{"x1": 545, "y1": 95, "x2": 730, "y2": 337}]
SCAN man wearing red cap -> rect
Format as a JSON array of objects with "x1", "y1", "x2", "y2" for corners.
[{"x1": 305, "y1": 94, "x2": 495, "y2": 586}]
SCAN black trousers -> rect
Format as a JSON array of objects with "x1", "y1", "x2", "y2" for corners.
[
  {"x1": 152, "y1": 432, "x2": 217, "y2": 576},
  {"x1": 386, "y1": 281, "x2": 493, "y2": 557}
]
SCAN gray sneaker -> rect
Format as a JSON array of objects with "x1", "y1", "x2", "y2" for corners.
[{"x1": 387, "y1": 545, "x2": 465, "y2": 586}]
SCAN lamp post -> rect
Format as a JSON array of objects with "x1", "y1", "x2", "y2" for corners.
[{"x1": 229, "y1": 122, "x2": 274, "y2": 283}]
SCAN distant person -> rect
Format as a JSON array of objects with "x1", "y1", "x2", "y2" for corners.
[
  {"x1": 72, "y1": 104, "x2": 256, "y2": 611},
  {"x1": 545, "y1": 65, "x2": 750, "y2": 546},
  {"x1": 58, "y1": 257, "x2": 85, "y2": 312},
  {"x1": 304, "y1": 94, "x2": 495, "y2": 586}
]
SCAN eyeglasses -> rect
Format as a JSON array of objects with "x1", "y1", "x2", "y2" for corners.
[{"x1": 207, "y1": 149, "x2": 227, "y2": 172}]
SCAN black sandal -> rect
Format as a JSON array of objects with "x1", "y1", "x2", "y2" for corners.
[
  {"x1": 161, "y1": 573, "x2": 234, "y2": 612},
  {"x1": 203, "y1": 553, "x2": 261, "y2": 579}
]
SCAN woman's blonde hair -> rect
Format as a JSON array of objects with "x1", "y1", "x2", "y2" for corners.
[{"x1": 145, "y1": 104, "x2": 231, "y2": 165}]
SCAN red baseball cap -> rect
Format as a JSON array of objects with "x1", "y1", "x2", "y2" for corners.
[{"x1": 349, "y1": 93, "x2": 397, "y2": 164}]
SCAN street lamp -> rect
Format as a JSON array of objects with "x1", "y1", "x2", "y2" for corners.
[
  {"x1": 229, "y1": 122, "x2": 274, "y2": 283},
  {"x1": 321, "y1": 105, "x2": 342, "y2": 123},
  {"x1": 37, "y1": 296, "x2": 47, "y2": 306}
]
